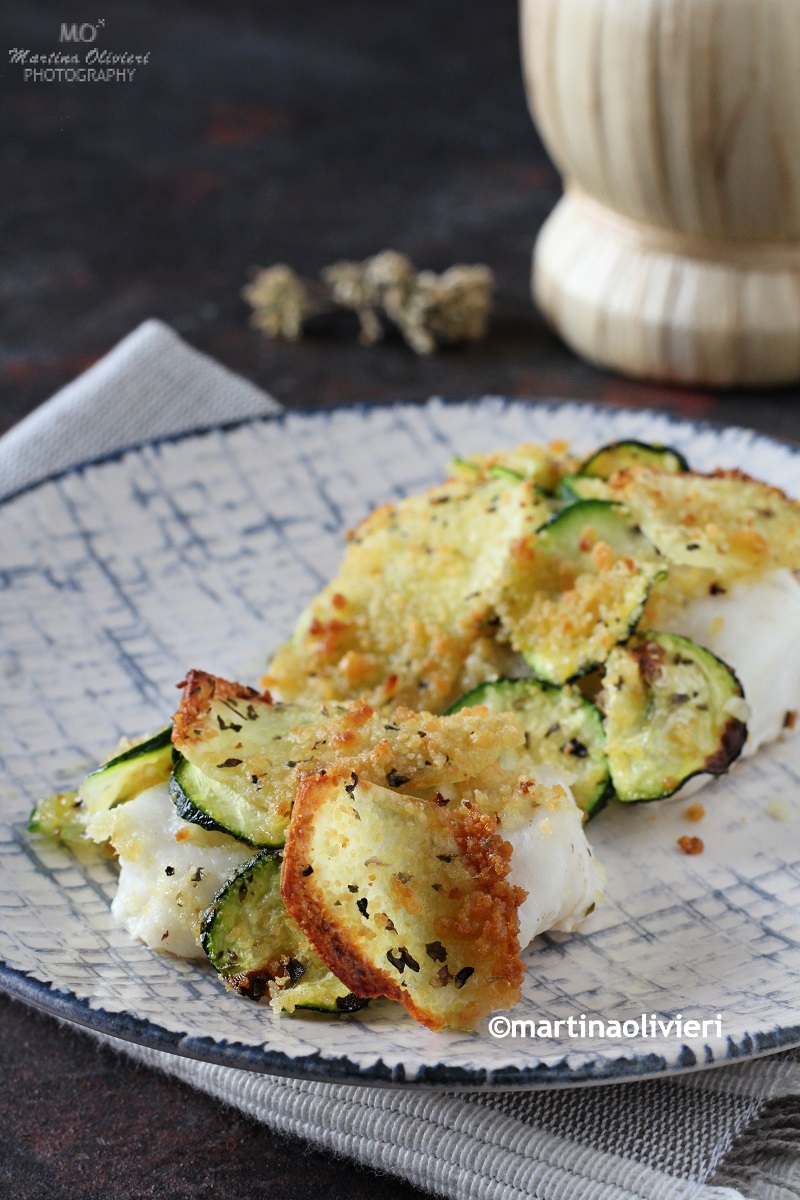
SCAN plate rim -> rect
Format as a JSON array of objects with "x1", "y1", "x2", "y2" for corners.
[
  {"x1": 4, "y1": 393, "x2": 800, "y2": 508},
  {"x1": 4, "y1": 395, "x2": 800, "y2": 1090},
  {"x1": 5, "y1": 957, "x2": 800, "y2": 1091}
]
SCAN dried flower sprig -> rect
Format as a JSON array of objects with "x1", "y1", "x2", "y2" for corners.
[
  {"x1": 242, "y1": 251, "x2": 494, "y2": 355},
  {"x1": 242, "y1": 265, "x2": 325, "y2": 342}
]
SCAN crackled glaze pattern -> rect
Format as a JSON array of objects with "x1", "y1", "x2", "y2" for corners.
[{"x1": 2, "y1": 401, "x2": 800, "y2": 1086}]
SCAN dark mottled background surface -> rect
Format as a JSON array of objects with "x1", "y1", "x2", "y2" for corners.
[{"x1": 2, "y1": 1, "x2": 800, "y2": 1197}]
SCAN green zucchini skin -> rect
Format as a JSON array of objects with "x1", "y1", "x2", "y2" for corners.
[
  {"x1": 200, "y1": 851, "x2": 367, "y2": 1014},
  {"x1": 602, "y1": 632, "x2": 747, "y2": 802},
  {"x1": 28, "y1": 791, "x2": 86, "y2": 844},
  {"x1": 449, "y1": 454, "x2": 480, "y2": 475},
  {"x1": 496, "y1": 500, "x2": 666, "y2": 685},
  {"x1": 579, "y1": 440, "x2": 690, "y2": 479},
  {"x1": 489, "y1": 464, "x2": 525, "y2": 481},
  {"x1": 489, "y1": 467, "x2": 554, "y2": 502},
  {"x1": 487, "y1": 464, "x2": 555, "y2": 499},
  {"x1": 169, "y1": 756, "x2": 284, "y2": 849},
  {"x1": 557, "y1": 474, "x2": 585, "y2": 503},
  {"x1": 171, "y1": 677, "x2": 323, "y2": 849},
  {"x1": 447, "y1": 679, "x2": 611, "y2": 818},
  {"x1": 535, "y1": 497, "x2": 624, "y2": 538},
  {"x1": 80, "y1": 726, "x2": 174, "y2": 813}
]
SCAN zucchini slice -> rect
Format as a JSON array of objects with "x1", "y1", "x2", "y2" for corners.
[
  {"x1": 201, "y1": 851, "x2": 366, "y2": 1014},
  {"x1": 28, "y1": 791, "x2": 87, "y2": 845},
  {"x1": 579, "y1": 440, "x2": 689, "y2": 479},
  {"x1": 79, "y1": 726, "x2": 174, "y2": 814},
  {"x1": 172, "y1": 672, "x2": 318, "y2": 848},
  {"x1": 447, "y1": 679, "x2": 610, "y2": 817},
  {"x1": 492, "y1": 500, "x2": 667, "y2": 685},
  {"x1": 557, "y1": 474, "x2": 586, "y2": 503},
  {"x1": 489, "y1": 464, "x2": 526, "y2": 482},
  {"x1": 169, "y1": 757, "x2": 284, "y2": 849},
  {"x1": 281, "y1": 773, "x2": 525, "y2": 1032},
  {"x1": 601, "y1": 632, "x2": 748, "y2": 802},
  {"x1": 566, "y1": 469, "x2": 800, "y2": 574}
]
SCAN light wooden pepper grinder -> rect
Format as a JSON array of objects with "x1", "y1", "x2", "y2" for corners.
[{"x1": 520, "y1": 0, "x2": 800, "y2": 387}]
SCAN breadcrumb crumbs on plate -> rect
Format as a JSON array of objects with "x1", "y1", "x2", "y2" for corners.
[
  {"x1": 684, "y1": 803, "x2": 705, "y2": 822},
  {"x1": 765, "y1": 796, "x2": 791, "y2": 821},
  {"x1": 677, "y1": 835, "x2": 704, "y2": 855}
]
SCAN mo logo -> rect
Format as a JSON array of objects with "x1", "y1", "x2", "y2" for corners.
[{"x1": 60, "y1": 19, "x2": 105, "y2": 42}]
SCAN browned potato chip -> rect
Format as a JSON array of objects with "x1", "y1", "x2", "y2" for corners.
[
  {"x1": 173, "y1": 670, "x2": 279, "y2": 748},
  {"x1": 281, "y1": 773, "x2": 526, "y2": 1031},
  {"x1": 175, "y1": 671, "x2": 524, "y2": 792},
  {"x1": 172, "y1": 671, "x2": 526, "y2": 846},
  {"x1": 265, "y1": 474, "x2": 548, "y2": 711},
  {"x1": 280, "y1": 701, "x2": 525, "y2": 793}
]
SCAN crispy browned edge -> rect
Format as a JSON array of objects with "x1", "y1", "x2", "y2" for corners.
[
  {"x1": 172, "y1": 668, "x2": 272, "y2": 748},
  {"x1": 606, "y1": 464, "x2": 799, "y2": 507},
  {"x1": 280, "y1": 771, "x2": 525, "y2": 1032}
]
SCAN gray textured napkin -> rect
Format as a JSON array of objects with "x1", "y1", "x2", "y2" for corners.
[
  {"x1": 0, "y1": 319, "x2": 275, "y2": 500},
  {"x1": 2, "y1": 320, "x2": 799, "y2": 1200}
]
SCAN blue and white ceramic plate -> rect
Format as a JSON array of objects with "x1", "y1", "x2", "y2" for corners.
[{"x1": 2, "y1": 400, "x2": 800, "y2": 1089}]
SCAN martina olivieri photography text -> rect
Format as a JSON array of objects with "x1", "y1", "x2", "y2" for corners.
[
  {"x1": 2, "y1": 4, "x2": 800, "y2": 1200},
  {"x1": 7, "y1": 19, "x2": 151, "y2": 84}
]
